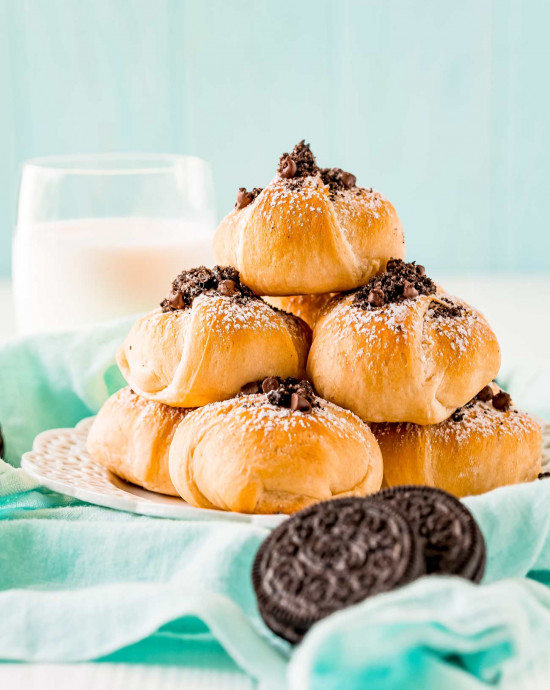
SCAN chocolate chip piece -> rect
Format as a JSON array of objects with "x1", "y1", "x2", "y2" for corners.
[
  {"x1": 252, "y1": 497, "x2": 424, "y2": 643},
  {"x1": 262, "y1": 377, "x2": 280, "y2": 394},
  {"x1": 168, "y1": 291, "x2": 185, "y2": 310},
  {"x1": 452, "y1": 409, "x2": 465, "y2": 422},
  {"x1": 218, "y1": 279, "x2": 237, "y2": 296},
  {"x1": 290, "y1": 393, "x2": 312, "y2": 413},
  {"x1": 416, "y1": 265, "x2": 426, "y2": 276},
  {"x1": 476, "y1": 385, "x2": 494, "y2": 402},
  {"x1": 340, "y1": 171, "x2": 356, "y2": 189},
  {"x1": 368, "y1": 288, "x2": 385, "y2": 307},
  {"x1": 241, "y1": 381, "x2": 261, "y2": 395},
  {"x1": 492, "y1": 391, "x2": 512, "y2": 411},
  {"x1": 538, "y1": 472, "x2": 550, "y2": 480},
  {"x1": 403, "y1": 282, "x2": 419, "y2": 299},
  {"x1": 235, "y1": 188, "x2": 253, "y2": 210},
  {"x1": 375, "y1": 486, "x2": 486, "y2": 583},
  {"x1": 279, "y1": 156, "x2": 297, "y2": 179}
]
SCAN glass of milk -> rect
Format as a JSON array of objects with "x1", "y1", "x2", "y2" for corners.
[{"x1": 13, "y1": 154, "x2": 216, "y2": 335}]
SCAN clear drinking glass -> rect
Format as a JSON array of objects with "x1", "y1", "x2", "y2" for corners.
[{"x1": 13, "y1": 154, "x2": 216, "y2": 335}]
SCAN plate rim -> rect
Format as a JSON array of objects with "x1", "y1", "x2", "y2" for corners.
[{"x1": 21, "y1": 418, "x2": 287, "y2": 528}]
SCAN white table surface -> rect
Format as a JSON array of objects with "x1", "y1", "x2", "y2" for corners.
[{"x1": 1, "y1": 275, "x2": 550, "y2": 689}]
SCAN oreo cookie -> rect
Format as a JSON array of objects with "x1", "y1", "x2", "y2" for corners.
[
  {"x1": 374, "y1": 486, "x2": 486, "y2": 583},
  {"x1": 252, "y1": 497, "x2": 425, "y2": 643}
]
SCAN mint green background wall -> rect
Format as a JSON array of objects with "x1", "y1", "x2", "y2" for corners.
[{"x1": 1, "y1": 0, "x2": 549, "y2": 277}]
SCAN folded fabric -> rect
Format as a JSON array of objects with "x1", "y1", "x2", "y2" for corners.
[
  {"x1": 289, "y1": 576, "x2": 550, "y2": 690},
  {"x1": 0, "y1": 316, "x2": 132, "y2": 467},
  {"x1": 2, "y1": 457, "x2": 550, "y2": 689},
  {"x1": 2, "y1": 319, "x2": 550, "y2": 689}
]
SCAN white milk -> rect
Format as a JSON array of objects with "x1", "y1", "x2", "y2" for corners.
[{"x1": 13, "y1": 217, "x2": 215, "y2": 334}]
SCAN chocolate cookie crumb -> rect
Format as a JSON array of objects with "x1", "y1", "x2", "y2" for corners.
[
  {"x1": 538, "y1": 472, "x2": 550, "y2": 480},
  {"x1": 161, "y1": 266, "x2": 256, "y2": 312},
  {"x1": 427, "y1": 297, "x2": 465, "y2": 319},
  {"x1": 240, "y1": 377, "x2": 316, "y2": 413},
  {"x1": 235, "y1": 187, "x2": 263, "y2": 210},
  {"x1": 354, "y1": 259, "x2": 437, "y2": 310},
  {"x1": 319, "y1": 167, "x2": 357, "y2": 196},
  {"x1": 451, "y1": 385, "x2": 513, "y2": 421},
  {"x1": 277, "y1": 140, "x2": 318, "y2": 179}
]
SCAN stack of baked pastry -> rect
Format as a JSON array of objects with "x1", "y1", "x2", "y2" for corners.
[{"x1": 88, "y1": 140, "x2": 542, "y2": 513}]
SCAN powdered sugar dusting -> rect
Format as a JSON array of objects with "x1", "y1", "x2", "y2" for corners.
[
  {"x1": 330, "y1": 293, "x2": 482, "y2": 360},
  {"x1": 427, "y1": 294, "x2": 479, "y2": 357},
  {"x1": 196, "y1": 292, "x2": 307, "y2": 339},
  {"x1": 256, "y1": 176, "x2": 326, "y2": 230},
  {"x1": 192, "y1": 395, "x2": 371, "y2": 446},
  {"x1": 334, "y1": 297, "x2": 411, "y2": 348},
  {"x1": 376, "y1": 399, "x2": 538, "y2": 445},
  {"x1": 251, "y1": 175, "x2": 387, "y2": 233},
  {"x1": 334, "y1": 187, "x2": 387, "y2": 224}
]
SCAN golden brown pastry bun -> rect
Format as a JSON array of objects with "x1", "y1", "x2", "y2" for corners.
[
  {"x1": 371, "y1": 385, "x2": 542, "y2": 497},
  {"x1": 117, "y1": 267, "x2": 311, "y2": 408},
  {"x1": 263, "y1": 293, "x2": 338, "y2": 330},
  {"x1": 213, "y1": 141, "x2": 404, "y2": 295},
  {"x1": 308, "y1": 260, "x2": 501, "y2": 425},
  {"x1": 87, "y1": 387, "x2": 190, "y2": 495},
  {"x1": 168, "y1": 378, "x2": 383, "y2": 514}
]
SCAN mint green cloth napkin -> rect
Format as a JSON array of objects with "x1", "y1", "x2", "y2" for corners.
[
  {"x1": 0, "y1": 317, "x2": 132, "y2": 467},
  {"x1": 2, "y1": 320, "x2": 550, "y2": 689}
]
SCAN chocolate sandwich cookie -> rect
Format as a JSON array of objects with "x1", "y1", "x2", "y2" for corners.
[
  {"x1": 252, "y1": 497, "x2": 425, "y2": 643},
  {"x1": 374, "y1": 486, "x2": 486, "y2": 583}
]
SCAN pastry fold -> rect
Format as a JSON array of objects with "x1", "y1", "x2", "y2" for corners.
[
  {"x1": 214, "y1": 178, "x2": 404, "y2": 295},
  {"x1": 308, "y1": 293, "x2": 501, "y2": 424},
  {"x1": 87, "y1": 387, "x2": 190, "y2": 495},
  {"x1": 169, "y1": 396, "x2": 383, "y2": 514},
  {"x1": 117, "y1": 294, "x2": 311, "y2": 407}
]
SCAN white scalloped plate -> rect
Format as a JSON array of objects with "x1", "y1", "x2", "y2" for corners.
[
  {"x1": 21, "y1": 417, "x2": 286, "y2": 527},
  {"x1": 21, "y1": 416, "x2": 550, "y2": 525}
]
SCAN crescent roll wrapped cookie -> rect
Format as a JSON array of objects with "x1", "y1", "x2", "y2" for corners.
[
  {"x1": 87, "y1": 387, "x2": 191, "y2": 495},
  {"x1": 372, "y1": 384, "x2": 542, "y2": 497},
  {"x1": 308, "y1": 259, "x2": 501, "y2": 425},
  {"x1": 214, "y1": 141, "x2": 405, "y2": 295},
  {"x1": 169, "y1": 377, "x2": 383, "y2": 514},
  {"x1": 117, "y1": 266, "x2": 311, "y2": 408}
]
